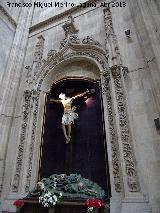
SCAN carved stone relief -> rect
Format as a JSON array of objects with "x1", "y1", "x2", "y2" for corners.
[
  {"x1": 82, "y1": 36, "x2": 102, "y2": 47},
  {"x1": 25, "y1": 66, "x2": 32, "y2": 85},
  {"x1": 104, "y1": 7, "x2": 140, "y2": 192},
  {"x1": 33, "y1": 35, "x2": 45, "y2": 67},
  {"x1": 12, "y1": 90, "x2": 32, "y2": 192},
  {"x1": 62, "y1": 15, "x2": 78, "y2": 37},
  {"x1": 23, "y1": 48, "x2": 123, "y2": 192},
  {"x1": 12, "y1": 11, "x2": 138, "y2": 195},
  {"x1": 101, "y1": 70, "x2": 122, "y2": 192},
  {"x1": 25, "y1": 91, "x2": 40, "y2": 192},
  {"x1": 59, "y1": 34, "x2": 100, "y2": 49},
  {"x1": 47, "y1": 50, "x2": 57, "y2": 60},
  {"x1": 12, "y1": 28, "x2": 123, "y2": 194},
  {"x1": 103, "y1": 8, "x2": 122, "y2": 66},
  {"x1": 111, "y1": 66, "x2": 139, "y2": 192}
]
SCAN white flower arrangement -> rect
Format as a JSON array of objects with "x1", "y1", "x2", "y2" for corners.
[
  {"x1": 38, "y1": 181, "x2": 62, "y2": 208},
  {"x1": 87, "y1": 207, "x2": 94, "y2": 212},
  {"x1": 39, "y1": 191, "x2": 62, "y2": 208}
]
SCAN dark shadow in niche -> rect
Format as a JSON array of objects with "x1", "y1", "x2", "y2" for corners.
[{"x1": 39, "y1": 79, "x2": 111, "y2": 198}]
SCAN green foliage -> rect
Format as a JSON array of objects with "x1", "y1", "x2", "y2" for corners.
[{"x1": 40, "y1": 174, "x2": 105, "y2": 200}]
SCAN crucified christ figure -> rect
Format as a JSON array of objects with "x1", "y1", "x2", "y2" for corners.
[{"x1": 50, "y1": 89, "x2": 92, "y2": 144}]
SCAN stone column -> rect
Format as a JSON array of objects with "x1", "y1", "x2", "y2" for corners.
[
  {"x1": 0, "y1": 1, "x2": 34, "y2": 211},
  {"x1": 100, "y1": 68, "x2": 124, "y2": 212},
  {"x1": 101, "y1": 68, "x2": 123, "y2": 191},
  {"x1": 103, "y1": 7, "x2": 149, "y2": 213},
  {"x1": 23, "y1": 90, "x2": 40, "y2": 193},
  {"x1": 11, "y1": 90, "x2": 32, "y2": 192}
]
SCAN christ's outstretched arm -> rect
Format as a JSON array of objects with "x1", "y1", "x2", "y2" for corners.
[{"x1": 72, "y1": 89, "x2": 91, "y2": 100}]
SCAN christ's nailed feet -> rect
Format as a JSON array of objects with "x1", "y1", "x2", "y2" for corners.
[{"x1": 66, "y1": 136, "x2": 71, "y2": 144}]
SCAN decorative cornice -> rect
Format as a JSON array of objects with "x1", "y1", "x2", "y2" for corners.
[{"x1": 0, "y1": 4, "x2": 17, "y2": 28}]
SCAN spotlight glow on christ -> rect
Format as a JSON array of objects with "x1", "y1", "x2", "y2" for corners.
[{"x1": 85, "y1": 97, "x2": 94, "y2": 107}]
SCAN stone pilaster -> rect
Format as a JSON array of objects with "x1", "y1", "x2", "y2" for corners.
[
  {"x1": 24, "y1": 91, "x2": 40, "y2": 193},
  {"x1": 101, "y1": 69, "x2": 123, "y2": 194},
  {"x1": 103, "y1": 7, "x2": 140, "y2": 194},
  {"x1": 11, "y1": 90, "x2": 32, "y2": 192},
  {"x1": 0, "y1": 0, "x2": 34, "y2": 205}
]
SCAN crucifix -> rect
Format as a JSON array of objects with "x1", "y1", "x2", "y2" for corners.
[{"x1": 50, "y1": 89, "x2": 95, "y2": 173}]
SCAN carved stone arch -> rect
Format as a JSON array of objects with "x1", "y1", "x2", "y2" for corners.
[
  {"x1": 11, "y1": 42, "x2": 123, "y2": 197},
  {"x1": 38, "y1": 56, "x2": 102, "y2": 93},
  {"x1": 28, "y1": 45, "x2": 111, "y2": 188},
  {"x1": 33, "y1": 43, "x2": 109, "y2": 92}
]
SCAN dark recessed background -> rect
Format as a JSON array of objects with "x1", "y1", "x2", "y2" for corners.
[{"x1": 39, "y1": 79, "x2": 110, "y2": 198}]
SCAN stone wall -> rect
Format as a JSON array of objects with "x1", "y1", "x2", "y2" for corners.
[
  {"x1": 0, "y1": 2, "x2": 34, "y2": 212},
  {"x1": 32, "y1": 0, "x2": 87, "y2": 25},
  {"x1": 1, "y1": 0, "x2": 22, "y2": 22},
  {"x1": 0, "y1": 15, "x2": 15, "y2": 86},
  {"x1": 0, "y1": 0, "x2": 160, "y2": 212},
  {"x1": 0, "y1": 2, "x2": 17, "y2": 204}
]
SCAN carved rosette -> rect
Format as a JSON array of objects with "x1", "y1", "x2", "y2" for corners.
[
  {"x1": 12, "y1": 90, "x2": 32, "y2": 192},
  {"x1": 101, "y1": 71, "x2": 122, "y2": 192},
  {"x1": 25, "y1": 91, "x2": 40, "y2": 192},
  {"x1": 111, "y1": 65, "x2": 139, "y2": 192}
]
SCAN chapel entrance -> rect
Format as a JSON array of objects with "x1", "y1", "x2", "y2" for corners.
[{"x1": 38, "y1": 78, "x2": 111, "y2": 198}]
